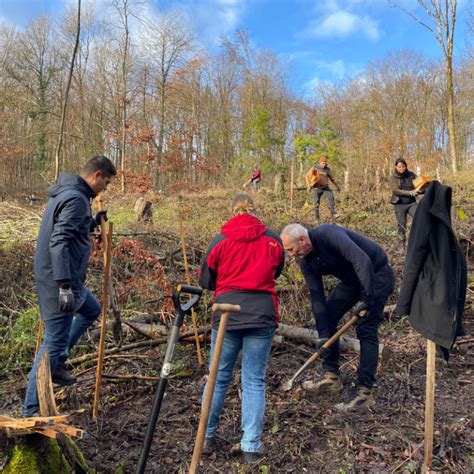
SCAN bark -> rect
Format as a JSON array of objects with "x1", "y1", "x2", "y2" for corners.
[{"x1": 277, "y1": 323, "x2": 364, "y2": 353}]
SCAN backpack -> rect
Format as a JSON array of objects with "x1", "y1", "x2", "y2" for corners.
[{"x1": 305, "y1": 167, "x2": 321, "y2": 192}]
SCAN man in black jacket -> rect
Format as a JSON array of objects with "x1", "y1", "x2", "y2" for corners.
[
  {"x1": 23, "y1": 155, "x2": 116, "y2": 417},
  {"x1": 281, "y1": 223, "x2": 394, "y2": 412}
]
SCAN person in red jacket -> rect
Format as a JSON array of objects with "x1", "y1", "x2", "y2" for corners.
[
  {"x1": 250, "y1": 165, "x2": 261, "y2": 191},
  {"x1": 198, "y1": 193, "x2": 284, "y2": 464}
]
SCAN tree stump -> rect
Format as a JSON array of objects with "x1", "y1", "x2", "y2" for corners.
[
  {"x1": 134, "y1": 197, "x2": 153, "y2": 223},
  {"x1": 0, "y1": 351, "x2": 89, "y2": 473},
  {"x1": 0, "y1": 431, "x2": 89, "y2": 474}
]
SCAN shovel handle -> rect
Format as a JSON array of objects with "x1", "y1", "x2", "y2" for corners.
[
  {"x1": 283, "y1": 311, "x2": 365, "y2": 391},
  {"x1": 211, "y1": 303, "x2": 240, "y2": 313},
  {"x1": 189, "y1": 305, "x2": 240, "y2": 473}
]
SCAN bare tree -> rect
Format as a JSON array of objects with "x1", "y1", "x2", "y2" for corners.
[
  {"x1": 139, "y1": 9, "x2": 194, "y2": 182},
  {"x1": 389, "y1": 0, "x2": 459, "y2": 172},
  {"x1": 54, "y1": 0, "x2": 81, "y2": 181}
]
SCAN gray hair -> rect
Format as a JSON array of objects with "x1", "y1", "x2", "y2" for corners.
[{"x1": 280, "y1": 223, "x2": 309, "y2": 241}]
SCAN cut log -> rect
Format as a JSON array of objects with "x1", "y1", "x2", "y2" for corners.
[
  {"x1": 277, "y1": 323, "x2": 383, "y2": 354},
  {"x1": 36, "y1": 349, "x2": 58, "y2": 417}
]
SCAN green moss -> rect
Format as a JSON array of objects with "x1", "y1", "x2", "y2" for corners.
[
  {"x1": 66, "y1": 435, "x2": 89, "y2": 471},
  {"x1": 2, "y1": 436, "x2": 89, "y2": 474},
  {"x1": 4, "y1": 445, "x2": 39, "y2": 474}
]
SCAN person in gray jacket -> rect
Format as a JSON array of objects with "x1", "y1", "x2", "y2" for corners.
[{"x1": 23, "y1": 155, "x2": 116, "y2": 417}]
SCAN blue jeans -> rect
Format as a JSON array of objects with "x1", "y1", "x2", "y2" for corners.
[
  {"x1": 204, "y1": 327, "x2": 275, "y2": 453},
  {"x1": 23, "y1": 288, "x2": 101, "y2": 416}
]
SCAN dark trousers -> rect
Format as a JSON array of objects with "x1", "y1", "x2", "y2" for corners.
[
  {"x1": 394, "y1": 202, "x2": 417, "y2": 241},
  {"x1": 313, "y1": 188, "x2": 335, "y2": 220},
  {"x1": 321, "y1": 265, "x2": 395, "y2": 388}
]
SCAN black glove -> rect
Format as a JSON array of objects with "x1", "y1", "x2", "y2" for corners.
[
  {"x1": 95, "y1": 210, "x2": 108, "y2": 224},
  {"x1": 354, "y1": 301, "x2": 369, "y2": 317},
  {"x1": 58, "y1": 282, "x2": 75, "y2": 313},
  {"x1": 90, "y1": 210, "x2": 108, "y2": 232}
]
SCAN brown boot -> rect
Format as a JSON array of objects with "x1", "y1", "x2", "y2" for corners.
[
  {"x1": 334, "y1": 386, "x2": 375, "y2": 412},
  {"x1": 302, "y1": 372, "x2": 342, "y2": 394}
]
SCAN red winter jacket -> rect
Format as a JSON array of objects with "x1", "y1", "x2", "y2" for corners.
[{"x1": 199, "y1": 213, "x2": 284, "y2": 329}]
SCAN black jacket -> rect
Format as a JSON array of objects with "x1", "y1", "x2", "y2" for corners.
[
  {"x1": 299, "y1": 224, "x2": 390, "y2": 323},
  {"x1": 34, "y1": 173, "x2": 96, "y2": 320},
  {"x1": 389, "y1": 171, "x2": 417, "y2": 205},
  {"x1": 396, "y1": 181, "x2": 467, "y2": 349}
]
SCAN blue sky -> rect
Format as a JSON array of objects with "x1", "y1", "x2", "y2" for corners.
[{"x1": 0, "y1": 0, "x2": 470, "y2": 94}]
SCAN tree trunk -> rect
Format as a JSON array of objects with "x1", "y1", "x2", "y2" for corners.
[
  {"x1": 54, "y1": 0, "x2": 81, "y2": 182},
  {"x1": 446, "y1": 60, "x2": 457, "y2": 172}
]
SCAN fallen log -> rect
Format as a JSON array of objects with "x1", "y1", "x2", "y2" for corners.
[{"x1": 277, "y1": 323, "x2": 384, "y2": 354}]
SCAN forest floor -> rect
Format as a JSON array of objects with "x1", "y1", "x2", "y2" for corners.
[{"x1": 0, "y1": 176, "x2": 473, "y2": 473}]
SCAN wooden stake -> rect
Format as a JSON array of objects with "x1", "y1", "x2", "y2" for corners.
[
  {"x1": 179, "y1": 209, "x2": 203, "y2": 367},
  {"x1": 189, "y1": 303, "x2": 240, "y2": 474},
  {"x1": 290, "y1": 162, "x2": 294, "y2": 211},
  {"x1": 423, "y1": 339, "x2": 436, "y2": 473},
  {"x1": 36, "y1": 349, "x2": 58, "y2": 417},
  {"x1": 34, "y1": 319, "x2": 44, "y2": 359},
  {"x1": 92, "y1": 222, "x2": 113, "y2": 420}
]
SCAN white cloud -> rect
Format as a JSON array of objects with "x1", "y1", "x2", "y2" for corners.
[
  {"x1": 306, "y1": 10, "x2": 380, "y2": 40},
  {"x1": 177, "y1": 0, "x2": 247, "y2": 47}
]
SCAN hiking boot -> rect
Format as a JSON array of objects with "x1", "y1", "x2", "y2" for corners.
[
  {"x1": 202, "y1": 437, "x2": 218, "y2": 454},
  {"x1": 242, "y1": 449, "x2": 265, "y2": 464},
  {"x1": 52, "y1": 366, "x2": 77, "y2": 386},
  {"x1": 334, "y1": 386, "x2": 375, "y2": 412},
  {"x1": 302, "y1": 372, "x2": 342, "y2": 394}
]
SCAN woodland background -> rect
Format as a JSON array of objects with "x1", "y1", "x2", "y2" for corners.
[
  {"x1": 0, "y1": 0, "x2": 473, "y2": 199},
  {"x1": 0, "y1": 1, "x2": 473, "y2": 473}
]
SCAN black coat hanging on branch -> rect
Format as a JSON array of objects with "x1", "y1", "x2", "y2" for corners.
[{"x1": 396, "y1": 180, "x2": 467, "y2": 357}]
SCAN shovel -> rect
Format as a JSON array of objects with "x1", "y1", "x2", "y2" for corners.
[
  {"x1": 189, "y1": 303, "x2": 241, "y2": 474},
  {"x1": 136, "y1": 284, "x2": 203, "y2": 474},
  {"x1": 281, "y1": 311, "x2": 366, "y2": 392}
]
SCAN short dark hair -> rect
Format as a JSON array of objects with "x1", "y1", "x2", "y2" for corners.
[{"x1": 81, "y1": 155, "x2": 117, "y2": 177}]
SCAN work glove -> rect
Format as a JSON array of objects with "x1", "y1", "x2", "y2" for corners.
[
  {"x1": 354, "y1": 301, "x2": 369, "y2": 317},
  {"x1": 90, "y1": 210, "x2": 108, "y2": 232},
  {"x1": 58, "y1": 282, "x2": 75, "y2": 313},
  {"x1": 408, "y1": 190, "x2": 418, "y2": 197},
  {"x1": 95, "y1": 210, "x2": 108, "y2": 225}
]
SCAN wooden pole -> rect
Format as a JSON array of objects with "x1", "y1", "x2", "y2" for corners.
[
  {"x1": 36, "y1": 349, "x2": 58, "y2": 417},
  {"x1": 34, "y1": 320, "x2": 44, "y2": 359},
  {"x1": 423, "y1": 339, "x2": 436, "y2": 473},
  {"x1": 179, "y1": 209, "x2": 203, "y2": 367},
  {"x1": 92, "y1": 222, "x2": 113, "y2": 420},
  {"x1": 290, "y1": 162, "x2": 294, "y2": 211},
  {"x1": 189, "y1": 303, "x2": 240, "y2": 474}
]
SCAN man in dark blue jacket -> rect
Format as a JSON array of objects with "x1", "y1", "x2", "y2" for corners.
[
  {"x1": 23, "y1": 155, "x2": 116, "y2": 416},
  {"x1": 281, "y1": 223, "x2": 394, "y2": 412}
]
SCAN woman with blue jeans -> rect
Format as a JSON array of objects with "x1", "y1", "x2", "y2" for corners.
[{"x1": 198, "y1": 193, "x2": 284, "y2": 464}]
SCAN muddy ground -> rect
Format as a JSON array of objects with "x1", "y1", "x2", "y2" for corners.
[{"x1": 4, "y1": 313, "x2": 472, "y2": 473}]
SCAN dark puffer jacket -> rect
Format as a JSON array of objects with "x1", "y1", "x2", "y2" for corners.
[
  {"x1": 389, "y1": 171, "x2": 417, "y2": 204},
  {"x1": 34, "y1": 173, "x2": 96, "y2": 320}
]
